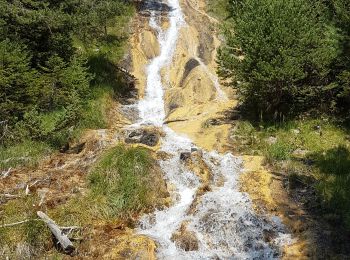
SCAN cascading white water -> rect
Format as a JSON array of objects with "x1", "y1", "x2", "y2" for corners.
[
  {"x1": 134, "y1": 0, "x2": 292, "y2": 258},
  {"x1": 137, "y1": 0, "x2": 185, "y2": 126}
]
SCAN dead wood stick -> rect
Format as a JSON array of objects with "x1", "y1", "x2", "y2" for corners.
[
  {"x1": 37, "y1": 211, "x2": 75, "y2": 254},
  {"x1": 2, "y1": 193, "x2": 20, "y2": 199},
  {"x1": 0, "y1": 219, "x2": 44, "y2": 228},
  {"x1": 1, "y1": 167, "x2": 12, "y2": 178},
  {"x1": 0, "y1": 219, "x2": 32, "y2": 228}
]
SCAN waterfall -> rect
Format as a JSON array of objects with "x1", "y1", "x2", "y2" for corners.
[{"x1": 133, "y1": 0, "x2": 292, "y2": 258}]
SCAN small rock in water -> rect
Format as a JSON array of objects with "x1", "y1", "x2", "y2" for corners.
[
  {"x1": 171, "y1": 225, "x2": 199, "y2": 252},
  {"x1": 191, "y1": 147, "x2": 198, "y2": 153},
  {"x1": 140, "y1": 133, "x2": 158, "y2": 147},
  {"x1": 125, "y1": 128, "x2": 160, "y2": 147},
  {"x1": 180, "y1": 152, "x2": 191, "y2": 161}
]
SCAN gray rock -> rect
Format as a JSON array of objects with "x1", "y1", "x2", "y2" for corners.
[
  {"x1": 125, "y1": 129, "x2": 159, "y2": 147},
  {"x1": 180, "y1": 152, "x2": 191, "y2": 161}
]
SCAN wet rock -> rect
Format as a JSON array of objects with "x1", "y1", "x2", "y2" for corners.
[
  {"x1": 60, "y1": 143, "x2": 70, "y2": 153},
  {"x1": 156, "y1": 151, "x2": 172, "y2": 160},
  {"x1": 171, "y1": 224, "x2": 199, "y2": 251},
  {"x1": 60, "y1": 142, "x2": 86, "y2": 154},
  {"x1": 140, "y1": 133, "x2": 158, "y2": 147},
  {"x1": 263, "y1": 229, "x2": 276, "y2": 243},
  {"x1": 125, "y1": 129, "x2": 159, "y2": 147},
  {"x1": 180, "y1": 152, "x2": 191, "y2": 161}
]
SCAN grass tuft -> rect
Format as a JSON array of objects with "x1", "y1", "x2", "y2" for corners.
[
  {"x1": 0, "y1": 141, "x2": 52, "y2": 171},
  {"x1": 265, "y1": 141, "x2": 293, "y2": 162},
  {"x1": 88, "y1": 145, "x2": 154, "y2": 219}
]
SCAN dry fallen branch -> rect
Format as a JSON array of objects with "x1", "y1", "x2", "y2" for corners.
[
  {"x1": 0, "y1": 219, "x2": 43, "y2": 228},
  {"x1": 0, "y1": 219, "x2": 32, "y2": 228},
  {"x1": 37, "y1": 211, "x2": 75, "y2": 254},
  {"x1": 2, "y1": 193, "x2": 20, "y2": 199},
  {"x1": 1, "y1": 167, "x2": 12, "y2": 179}
]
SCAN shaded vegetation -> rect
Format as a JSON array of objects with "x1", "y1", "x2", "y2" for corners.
[
  {"x1": 218, "y1": 0, "x2": 350, "y2": 120},
  {"x1": 216, "y1": 0, "x2": 350, "y2": 239},
  {"x1": 311, "y1": 146, "x2": 350, "y2": 229},
  {"x1": 0, "y1": 0, "x2": 135, "y2": 170}
]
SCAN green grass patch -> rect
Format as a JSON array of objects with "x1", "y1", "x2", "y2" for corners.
[
  {"x1": 0, "y1": 140, "x2": 52, "y2": 171},
  {"x1": 265, "y1": 141, "x2": 293, "y2": 162},
  {"x1": 50, "y1": 145, "x2": 158, "y2": 224},
  {"x1": 206, "y1": 0, "x2": 230, "y2": 20},
  {"x1": 232, "y1": 117, "x2": 350, "y2": 229},
  {"x1": 88, "y1": 145, "x2": 154, "y2": 219},
  {"x1": 0, "y1": 144, "x2": 157, "y2": 258},
  {"x1": 0, "y1": 196, "x2": 51, "y2": 259}
]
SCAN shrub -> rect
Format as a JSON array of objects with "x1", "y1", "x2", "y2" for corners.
[{"x1": 218, "y1": 0, "x2": 339, "y2": 119}]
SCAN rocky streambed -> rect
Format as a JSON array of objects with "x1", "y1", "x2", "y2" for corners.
[{"x1": 124, "y1": 0, "x2": 294, "y2": 258}]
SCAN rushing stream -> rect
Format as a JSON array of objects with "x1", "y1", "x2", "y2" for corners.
[{"x1": 131, "y1": 0, "x2": 292, "y2": 258}]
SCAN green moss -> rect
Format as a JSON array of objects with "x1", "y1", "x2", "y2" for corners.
[{"x1": 206, "y1": 0, "x2": 230, "y2": 20}]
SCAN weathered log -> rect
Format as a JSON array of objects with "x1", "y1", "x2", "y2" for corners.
[{"x1": 37, "y1": 211, "x2": 75, "y2": 254}]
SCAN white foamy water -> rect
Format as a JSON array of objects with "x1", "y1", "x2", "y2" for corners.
[
  {"x1": 137, "y1": 0, "x2": 185, "y2": 126},
  {"x1": 132, "y1": 0, "x2": 292, "y2": 258}
]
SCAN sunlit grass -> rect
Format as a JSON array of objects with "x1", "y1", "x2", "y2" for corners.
[
  {"x1": 232, "y1": 118, "x2": 350, "y2": 229},
  {"x1": 88, "y1": 145, "x2": 154, "y2": 219},
  {"x1": 0, "y1": 140, "x2": 52, "y2": 171}
]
